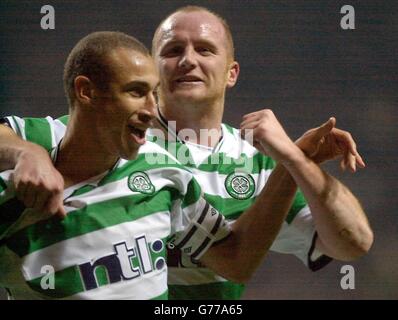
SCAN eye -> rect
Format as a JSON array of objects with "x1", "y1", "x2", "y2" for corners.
[
  {"x1": 129, "y1": 87, "x2": 145, "y2": 98},
  {"x1": 162, "y1": 46, "x2": 183, "y2": 57},
  {"x1": 197, "y1": 47, "x2": 212, "y2": 56}
]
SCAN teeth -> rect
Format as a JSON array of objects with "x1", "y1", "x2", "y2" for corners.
[{"x1": 129, "y1": 126, "x2": 145, "y2": 138}]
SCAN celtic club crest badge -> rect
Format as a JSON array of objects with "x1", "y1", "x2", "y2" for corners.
[
  {"x1": 225, "y1": 172, "x2": 255, "y2": 200},
  {"x1": 128, "y1": 172, "x2": 155, "y2": 194}
]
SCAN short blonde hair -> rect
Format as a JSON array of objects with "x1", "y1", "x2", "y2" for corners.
[{"x1": 152, "y1": 6, "x2": 235, "y2": 61}]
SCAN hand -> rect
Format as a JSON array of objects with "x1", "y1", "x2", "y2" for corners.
[
  {"x1": 295, "y1": 117, "x2": 365, "y2": 172},
  {"x1": 240, "y1": 109, "x2": 302, "y2": 164},
  {"x1": 13, "y1": 143, "x2": 66, "y2": 218}
]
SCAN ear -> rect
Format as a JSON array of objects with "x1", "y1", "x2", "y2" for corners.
[
  {"x1": 226, "y1": 61, "x2": 240, "y2": 88},
  {"x1": 74, "y1": 75, "x2": 96, "y2": 104}
]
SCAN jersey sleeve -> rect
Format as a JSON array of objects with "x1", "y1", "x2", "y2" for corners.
[
  {"x1": 270, "y1": 190, "x2": 333, "y2": 271},
  {"x1": 168, "y1": 176, "x2": 231, "y2": 261},
  {"x1": 2, "y1": 115, "x2": 67, "y2": 151}
]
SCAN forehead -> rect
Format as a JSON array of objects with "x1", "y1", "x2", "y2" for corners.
[
  {"x1": 107, "y1": 48, "x2": 158, "y2": 84},
  {"x1": 157, "y1": 11, "x2": 227, "y2": 47}
]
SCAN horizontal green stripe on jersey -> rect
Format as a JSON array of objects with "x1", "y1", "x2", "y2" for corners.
[
  {"x1": 6, "y1": 189, "x2": 176, "y2": 257},
  {"x1": 25, "y1": 236, "x2": 168, "y2": 299}
]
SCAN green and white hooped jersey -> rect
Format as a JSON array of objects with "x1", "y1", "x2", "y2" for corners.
[
  {"x1": 148, "y1": 119, "x2": 332, "y2": 299},
  {"x1": 2, "y1": 115, "x2": 332, "y2": 300},
  {"x1": 0, "y1": 116, "x2": 230, "y2": 300}
]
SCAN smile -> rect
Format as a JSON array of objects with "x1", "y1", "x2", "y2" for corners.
[
  {"x1": 128, "y1": 125, "x2": 146, "y2": 145},
  {"x1": 175, "y1": 75, "x2": 203, "y2": 84}
]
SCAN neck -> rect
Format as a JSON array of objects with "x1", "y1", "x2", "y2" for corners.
[
  {"x1": 56, "y1": 113, "x2": 118, "y2": 187},
  {"x1": 159, "y1": 98, "x2": 224, "y2": 147}
]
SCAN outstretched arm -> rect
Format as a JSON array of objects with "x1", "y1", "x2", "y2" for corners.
[
  {"x1": 242, "y1": 111, "x2": 373, "y2": 261},
  {"x1": 0, "y1": 124, "x2": 65, "y2": 217},
  {"x1": 292, "y1": 117, "x2": 373, "y2": 260},
  {"x1": 201, "y1": 110, "x2": 373, "y2": 283}
]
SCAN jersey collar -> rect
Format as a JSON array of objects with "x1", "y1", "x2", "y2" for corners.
[{"x1": 156, "y1": 106, "x2": 225, "y2": 153}]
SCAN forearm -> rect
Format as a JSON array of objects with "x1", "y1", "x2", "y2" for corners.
[
  {"x1": 285, "y1": 152, "x2": 373, "y2": 261},
  {"x1": 0, "y1": 124, "x2": 31, "y2": 170},
  {"x1": 201, "y1": 164, "x2": 298, "y2": 283}
]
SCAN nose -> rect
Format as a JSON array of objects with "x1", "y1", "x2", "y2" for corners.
[
  {"x1": 179, "y1": 46, "x2": 196, "y2": 70},
  {"x1": 139, "y1": 93, "x2": 157, "y2": 123},
  {"x1": 138, "y1": 108, "x2": 155, "y2": 125}
]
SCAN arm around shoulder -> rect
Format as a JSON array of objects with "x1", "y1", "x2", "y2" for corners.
[{"x1": 0, "y1": 123, "x2": 66, "y2": 218}]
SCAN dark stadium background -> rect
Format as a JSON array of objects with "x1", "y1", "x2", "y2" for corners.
[{"x1": 0, "y1": 0, "x2": 396, "y2": 299}]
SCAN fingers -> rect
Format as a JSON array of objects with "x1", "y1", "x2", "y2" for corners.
[
  {"x1": 346, "y1": 150, "x2": 357, "y2": 172},
  {"x1": 240, "y1": 126, "x2": 255, "y2": 145},
  {"x1": 340, "y1": 157, "x2": 347, "y2": 171},
  {"x1": 313, "y1": 117, "x2": 336, "y2": 141},
  {"x1": 10, "y1": 145, "x2": 67, "y2": 220},
  {"x1": 32, "y1": 188, "x2": 51, "y2": 212},
  {"x1": 242, "y1": 111, "x2": 262, "y2": 121},
  {"x1": 15, "y1": 180, "x2": 28, "y2": 203},
  {"x1": 242, "y1": 109, "x2": 275, "y2": 124},
  {"x1": 333, "y1": 128, "x2": 360, "y2": 159},
  {"x1": 339, "y1": 140, "x2": 366, "y2": 173},
  {"x1": 56, "y1": 206, "x2": 67, "y2": 219},
  {"x1": 13, "y1": 175, "x2": 66, "y2": 219},
  {"x1": 356, "y1": 153, "x2": 366, "y2": 168},
  {"x1": 240, "y1": 117, "x2": 261, "y2": 130},
  {"x1": 240, "y1": 122, "x2": 261, "y2": 135},
  {"x1": 23, "y1": 183, "x2": 41, "y2": 208},
  {"x1": 338, "y1": 130, "x2": 357, "y2": 156},
  {"x1": 345, "y1": 153, "x2": 366, "y2": 173},
  {"x1": 44, "y1": 194, "x2": 66, "y2": 219},
  {"x1": 334, "y1": 128, "x2": 366, "y2": 172},
  {"x1": 240, "y1": 117, "x2": 267, "y2": 153},
  {"x1": 240, "y1": 117, "x2": 262, "y2": 142}
]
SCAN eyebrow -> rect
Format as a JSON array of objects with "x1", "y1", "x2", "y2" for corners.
[
  {"x1": 123, "y1": 81, "x2": 150, "y2": 91},
  {"x1": 160, "y1": 38, "x2": 218, "y2": 52},
  {"x1": 123, "y1": 81, "x2": 159, "y2": 91},
  {"x1": 159, "y1": 40, "x2": 183, "y2": 49}
]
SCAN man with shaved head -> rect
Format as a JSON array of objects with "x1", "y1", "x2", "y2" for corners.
[{"x1": 149, "y1": 6, "x2": 372, "y2": 299}]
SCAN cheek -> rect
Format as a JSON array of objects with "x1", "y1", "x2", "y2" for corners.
[
  {"x1": 160, "y1": 59, "x2": 177, "y2": 77},
  {"x1": 203, "y1": 60, "x2": 225, "y2": 76}
]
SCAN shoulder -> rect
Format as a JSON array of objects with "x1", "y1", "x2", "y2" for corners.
[{"x1": 3, "y1": 115, "x2": 67, "y2": 150}]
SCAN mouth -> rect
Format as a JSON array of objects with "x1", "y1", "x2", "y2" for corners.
[
  {"x1": 128, "y1": 125, "x2": 147, "y2": 145},
  {"x1": 174, "y1": 75, "x2": 203, "y2": 85}
]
